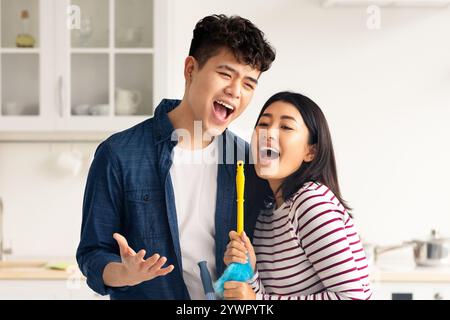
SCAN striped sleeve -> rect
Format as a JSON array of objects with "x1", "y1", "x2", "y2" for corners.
[
  {"x1": 247, "y1": 270, "x2": 266, "y2": 295},
  {"x1": 254, "y1": 190, "x2": 372, "y2": 300}
]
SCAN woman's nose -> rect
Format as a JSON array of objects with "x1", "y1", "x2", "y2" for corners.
[{"x1": 260, "y1": 127, "x2": 278, "y2": 142}]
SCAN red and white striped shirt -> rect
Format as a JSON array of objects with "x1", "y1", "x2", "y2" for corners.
[{"x1": 249, "y1": 181, "x2": 372, "y2": 300}]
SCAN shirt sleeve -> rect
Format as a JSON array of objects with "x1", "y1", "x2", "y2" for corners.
[
  {"x1": 247, "y1": 269, "x2": 266, "y2": 296},
  {"x1": 255, "y1": 192, "x2": 372, "y2": 300},
  {"x1": 76, "y1": 141, "x2": 129, "y2": 296}
]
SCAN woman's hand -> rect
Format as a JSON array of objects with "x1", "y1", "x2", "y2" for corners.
[
  {"x1": 223, "y1": 281, "x2": 256, "y2": 300},
  {"x1": 223, "y1": 231, "x2": 256, "y2": 271}
]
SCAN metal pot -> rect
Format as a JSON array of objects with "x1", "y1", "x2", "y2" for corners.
[{"x1": 373, "y1": 230, "x2": 450, "y2": 267}]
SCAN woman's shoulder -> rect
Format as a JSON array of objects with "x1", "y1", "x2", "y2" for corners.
[
  {"x1": 288, "y1": 181, "x2": 344, "y2": 218},
  {"x1": 291, "y1": 181, "x2": 332, "y2": 201}
]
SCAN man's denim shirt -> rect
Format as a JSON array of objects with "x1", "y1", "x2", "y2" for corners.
[{"x1": 76, "y1": 99, "x2": 262, "y2": 299}]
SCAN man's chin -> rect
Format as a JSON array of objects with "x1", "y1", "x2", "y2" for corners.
[{"x1": 203, "y1": 122, "x2": 227, "y2": 137}]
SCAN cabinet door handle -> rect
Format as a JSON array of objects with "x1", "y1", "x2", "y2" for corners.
[
  {"x1": 57, "y1": 76, "x2": 64, "y2": 117},
  {"x1": 434, "y1": 293, "x2": 443, "y2": 300}
]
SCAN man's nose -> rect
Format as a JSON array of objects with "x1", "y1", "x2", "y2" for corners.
[{"x1": 224, "y1": 80, "x2": 241, "y2": 100}]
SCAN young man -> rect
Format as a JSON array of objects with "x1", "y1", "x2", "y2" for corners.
[{"x1": 76, "y1": 14, "x2": 275, "y2": 299}]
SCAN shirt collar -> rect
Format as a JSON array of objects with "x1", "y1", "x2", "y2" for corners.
[{"x1": 154, "y1": 99, "x2": 181, "y2": 145}]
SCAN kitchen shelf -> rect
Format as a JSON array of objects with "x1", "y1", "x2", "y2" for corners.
[
  {"x1": 70, "y1": 48, "x2": 154, "y2": 54},
  {"x1": 0, "y1": 131, "x2": 112, "y2": 142},
  {"x1": 0, "y1": 48, "x2": 40, "y2": 54}
]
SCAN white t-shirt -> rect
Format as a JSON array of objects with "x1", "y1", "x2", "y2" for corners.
[{"x1": 169, "y1": 138, "x2": 218, "y2": 300}]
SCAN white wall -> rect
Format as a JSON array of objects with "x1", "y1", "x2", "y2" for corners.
[
  {"x1": 0, "y1": 142, "x2": 97, "y2": 257},
  {"x1": 0, "y1": 0, "x2": 449, "y2": 257},
  {"x1": 169, "y1": 0, "x2": 450, "y2": 245}
]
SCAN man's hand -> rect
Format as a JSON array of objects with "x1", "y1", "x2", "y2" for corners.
[
  {"x1": 224, "y1": 231, "x2": 256, "y2": 271},
  {"x1": 104, "y1": 233, "x2": 174, "y2": 287},
  {"x1": 223, "y1": 281, "x2": 256, "y2": 300}
]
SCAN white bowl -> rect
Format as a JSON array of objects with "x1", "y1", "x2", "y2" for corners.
[
  {"x1": 89, "y1": 104, "x2": 110, "y2": 116},
  {"x1": 72, "y1": 104, "x2": 90, "y2": 115}
]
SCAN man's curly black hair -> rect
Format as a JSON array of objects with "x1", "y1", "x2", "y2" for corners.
[{"x1": 189, "y1": 14, "x2": 276, "y2": 73}]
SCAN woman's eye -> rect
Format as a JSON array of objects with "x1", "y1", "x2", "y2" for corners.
[
  {"x1": 257, "y1": 123, "x2": 268, "y2": 127},
  {"x1": 281, "y1": 125, "x2": 293, "y2": 130}
]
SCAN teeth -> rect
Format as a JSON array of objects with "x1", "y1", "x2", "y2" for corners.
[
  {"x1": 261, "y1": 147, "x2": 279, "y2": 153},
  {"x1": 216, "y1": 100, "x2": 234, "y2": 111},
  {"x1": 260, "y1": 147, "x2": 280, "y2": 159}
]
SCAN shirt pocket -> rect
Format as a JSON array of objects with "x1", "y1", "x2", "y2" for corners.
[{"x1": 125, "y1": 188, "x2": 170, "y2": 240}]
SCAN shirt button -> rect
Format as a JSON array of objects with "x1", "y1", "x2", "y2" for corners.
[{"x1": 143, "y1": 194, "x2": 149, "y2": 201}]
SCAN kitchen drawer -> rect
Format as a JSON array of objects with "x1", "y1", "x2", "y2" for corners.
[
  {"x1": 371, "y1": 282, "x2": 450, "y2": 300},
  {"x1": 0, "y1": 279, "x2": 108, "y2": 300}
]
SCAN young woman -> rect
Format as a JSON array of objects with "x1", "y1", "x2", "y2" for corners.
[{"x1": 222, "y1": 91, "x2": 372, "y2": 300}]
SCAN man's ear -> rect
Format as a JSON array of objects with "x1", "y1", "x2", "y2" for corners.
[
  {"x1": 184, "y1": 56, "x2": 196, "y2": 84},
  {"x1": 304, "y1": 144, "x2": 317, "y2": 163}
]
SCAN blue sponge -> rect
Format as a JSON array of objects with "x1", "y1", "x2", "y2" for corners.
[{"x1": 214, "y1": 260, "x2": 254, "y2": 299}]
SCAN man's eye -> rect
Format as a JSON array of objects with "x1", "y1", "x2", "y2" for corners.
[
  {"x1": 219, "y1": 72, "x2": 231, "y2": 78},
  {"x1": 244, "y1": 83, "x2": 254, "y2": 90}
]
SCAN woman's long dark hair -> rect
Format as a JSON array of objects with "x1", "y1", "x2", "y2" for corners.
[{"x1": 252, "y1": 91, "x2": 351, "y2": 212}]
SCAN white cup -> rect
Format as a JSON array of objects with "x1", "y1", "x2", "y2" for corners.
[
  {"x1": 115, "y1": 88, "x2": 142, "y2": 115},
  {"x1": 57, "y1": 150, "x2": 83, "y2": 176}
]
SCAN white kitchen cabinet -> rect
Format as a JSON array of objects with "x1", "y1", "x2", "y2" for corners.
[
  {"x1": 0, "y1": 279, "x2": 109, "y2": 300},
  {"x1": 321, "y1": 0, "x2": 450, "y2": 7},
  {"x1": 0, "y1": 0, "x2": 171, "y2": 132},
  {"x1": 371, "y1": 282, "x2": 450, "y2": 300}
]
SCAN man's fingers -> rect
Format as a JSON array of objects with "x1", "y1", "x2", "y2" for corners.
[
  {"x1": 148, "y1": 256, "x2": 168, "y2": 273},
  {"x1": 154, "y1": 264, "x2": 174, "y2": 277},
  {"x1": 136, "y1": 249, "x2": 146, "y2": 261},
  {"x1": 113, "y1": 233, "x2": 135, "y2": 256},
  {"x1": 143, "y1": 253, "x2": 160, "y2": 269}
]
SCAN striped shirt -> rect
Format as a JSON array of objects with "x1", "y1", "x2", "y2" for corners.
[{"x1": 249, "y1": 181, "x2": 372, "y2": 300}]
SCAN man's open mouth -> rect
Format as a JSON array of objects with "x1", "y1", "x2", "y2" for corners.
[{"x1": 213, "y1": 100, "x2": 235, "y2": 122}]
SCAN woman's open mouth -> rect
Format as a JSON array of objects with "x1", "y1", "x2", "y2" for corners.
[
  {"x1": 212, "y1": 100, "x2": 235, "y2": 124},
  {"x1": 259, "y1": 147, "x2": 280, "y2": 165}
]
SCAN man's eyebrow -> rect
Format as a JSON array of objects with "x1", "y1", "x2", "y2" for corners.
[{"x1": 217, "y1": 65, "x2": 258, "y2": 85}]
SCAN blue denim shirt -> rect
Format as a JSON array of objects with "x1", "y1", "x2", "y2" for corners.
[{"x1": 76, "y1": 99, "x2": 263, "y2": 299}]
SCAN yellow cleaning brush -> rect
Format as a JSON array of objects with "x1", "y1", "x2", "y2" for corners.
[
  {"x1": 236, "y1": 160, "x2": 245, "y2": 234},
  {"x1": 214, "y1": 160, "x2": 254, "y2": 298}
]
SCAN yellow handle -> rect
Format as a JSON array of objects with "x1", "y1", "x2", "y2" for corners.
[{"x1": 236, "y1": 160, "x2": 245, "y2": 235}]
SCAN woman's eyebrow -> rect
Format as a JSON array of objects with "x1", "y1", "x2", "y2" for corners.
[{"x1": 280, "y1": 115, "x2": 299, "y2": 123}]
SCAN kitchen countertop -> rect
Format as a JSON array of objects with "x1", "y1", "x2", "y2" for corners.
[
  {"x1": 370, "y1": 265, "x2": 450, "y2": 283},
  {"x1": 1, "y1": 258, "x2": 450, "y2": 283},
  {"x1": 0, "y1": 258, "x2": 85, "y2": 281}
]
